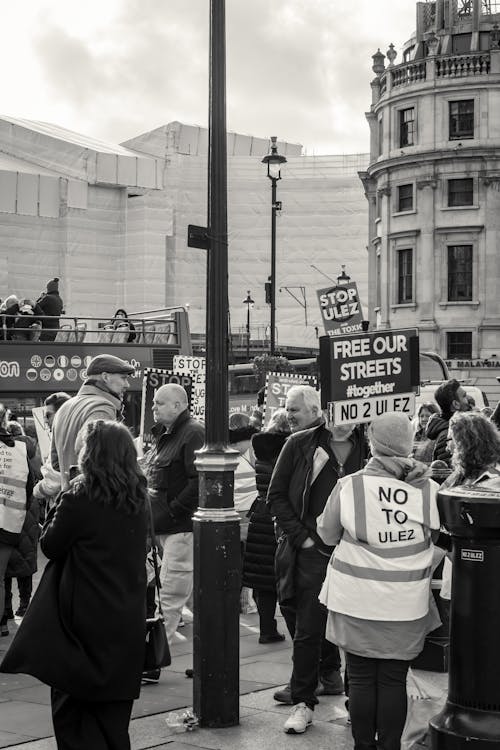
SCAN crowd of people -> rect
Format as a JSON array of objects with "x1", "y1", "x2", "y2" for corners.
[
  {"x1": 0, "y1": 278, "x2": 64, "y2": 341},
  {"x1": 0, "y1": 363, "x2": 499, "y2": 748}
]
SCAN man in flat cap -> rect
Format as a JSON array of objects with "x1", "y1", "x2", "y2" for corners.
[{"x1": 50, "y1": 354, "x2": 135, "y2": 489}]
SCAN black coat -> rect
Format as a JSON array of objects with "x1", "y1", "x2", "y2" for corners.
[
  {"x1": 37, "y1": 291, "x2": 64, "y2": 326},
  {"x1": 426, "y1": 414, "x2": 451, "y2": 465},
  {"x1": 1, "y1": 483, "x2": 148, "y2": 701},
  {"x1": 6, "y1": 496, "x2": 40, "y2": 578},
  {"x1": 242, "y1": 432, "x2": 288, "y2": 591}
]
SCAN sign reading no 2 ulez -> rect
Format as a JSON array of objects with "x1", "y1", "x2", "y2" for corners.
[{"x1": 319, "y1": 328, "x2": 420, "y2": 425}]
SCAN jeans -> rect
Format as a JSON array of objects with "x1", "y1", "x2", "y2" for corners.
[
  {"x1": 0, "y1": 543, "x2": 13, "y2": 621},
  {"x1": 346, "y1": 652, "x2": 409, "y2": 750},
  {"x1": 158, "y1": 532, "x2": 193, "y2": 646},
  {"x1": 253, "y1": 589, "x2": 279, "y2": 637},
  {"x1": 280, "y1": 546, "x2": 341, "y2": 708}
]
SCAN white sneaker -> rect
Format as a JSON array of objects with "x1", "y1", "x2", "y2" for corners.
[{"x1": 283, "y1": 702, "x2": 313, "y2": 734}]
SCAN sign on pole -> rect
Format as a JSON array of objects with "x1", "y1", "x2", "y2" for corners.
[
  {"x1": 140, "y1": 368, "x2": 193, "y2": 450},
  {"x1": 263, "y1": 371, "x2": 318, "y2": 427},
  {"x1": 173, "y1": 355, "x2": 205, "y2": 422},
  {"x1": 316, "y1": 281, "x2": 364, "y2": 337},
  {"x1": 319, "y1": 328, "x2": 420, "y2": 425}
]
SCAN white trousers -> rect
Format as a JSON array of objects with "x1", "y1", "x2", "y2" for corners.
[{"x1": 158, "y1": 532, "x2": 194, "y2": 645}]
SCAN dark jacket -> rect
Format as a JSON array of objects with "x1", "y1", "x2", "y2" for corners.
[
  {"x1": 6, "y1": 435, "x2": 41, "y2": 577},
  {"x1": 36, "y1": 291, "x2": 64, "y2": 327},
  {"x1": 1, "y1": 483, "x2": 148, "y2": 701},
  {"x1": 242, "y1": 432, "x2": 288, "y2": 591},
  {"x1": 426, "y1": 414, "x2": 451, "y2": 465},
  {"x1": 267, "y1": 422, "x2": 367, "y2": 551},
  {"x1": 146, "y1": 410, "x2": 205, "y2": 534}
]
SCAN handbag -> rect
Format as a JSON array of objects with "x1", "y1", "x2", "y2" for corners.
[
  {"x1": 401, "y1": 669, "x2": 447, "y2": 750},
  {"x1": 144, "y1": 500, "x2": 171, "y2": 670}
]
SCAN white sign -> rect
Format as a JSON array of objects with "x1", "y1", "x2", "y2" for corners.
[
  {"x1": 32, "y1": 406, "x2": 51, "y2": 462},
  {"x1": 331, "y1": 392, "x2": 416, "y2": 426},
  {"x1": 173, "y1": 355, "x2": 205, "y2": 421}
]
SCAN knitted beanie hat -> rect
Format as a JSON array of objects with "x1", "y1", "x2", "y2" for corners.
[
  {"x1": 368, "y1": 411, "x2": 414, "y2": 458},
  {"x1": 47, "y1": 278, "x2": 59, "y2": 293}
]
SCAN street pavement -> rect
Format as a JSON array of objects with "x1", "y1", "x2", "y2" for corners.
[{"x1": 0, "y1": 569, "x2": 448, "y2": 750}]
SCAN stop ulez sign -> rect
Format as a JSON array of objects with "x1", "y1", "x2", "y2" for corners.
[{"x1": 316, "y1": 281, "x2": 364, "y2": 336}]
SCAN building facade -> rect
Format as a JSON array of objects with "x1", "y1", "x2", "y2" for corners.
[{"x1": 360, "y1": 0, "x2": 500, "y2": 365}]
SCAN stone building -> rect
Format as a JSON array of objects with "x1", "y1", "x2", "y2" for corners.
[
  {"x1": 360, "y1": 0, "x2": 500, "y2": 373},
  {"x1": 0, "y1": 117, "x2": 369, "y2": 351}
]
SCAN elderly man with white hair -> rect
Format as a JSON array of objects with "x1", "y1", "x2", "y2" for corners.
[{"x1": 267, "y1": 385, "x2": 368, "y2": 734}]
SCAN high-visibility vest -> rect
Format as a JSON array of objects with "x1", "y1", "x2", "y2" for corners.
[
  {"x1": 233, "y1": 449, "x2": 257, "y2": 512},
  {"x1": 320, "y1": 473, "x2": 439, "y2": 621},
  {"x1": 0, "y1": 440, "x2": 28, "y2": 536}
]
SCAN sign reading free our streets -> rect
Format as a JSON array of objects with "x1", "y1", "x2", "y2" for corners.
[{"x1": 319, "y1": 328, "x2": 420, "y2": 426}]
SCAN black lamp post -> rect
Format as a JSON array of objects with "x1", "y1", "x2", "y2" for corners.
[
  {"x1": 243, "y1": 290, "x2": 254, "y2": 362},
  {"x1": 192, "y1": 0, "x2": 240, "y2": 729},
  {"x1": 262, "y1": 137, "x2": 287, "y2": 355},
  {"x1": 337, "y1": 265, "x2": 351, "y2": 285}
]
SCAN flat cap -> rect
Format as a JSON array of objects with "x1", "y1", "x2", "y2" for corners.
[{"x1": 87, "y1": 354, "x2": 135, "y2": 376}]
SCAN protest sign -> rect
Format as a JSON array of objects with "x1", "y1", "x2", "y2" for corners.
[
  {"x1": 173, "y1": 355, "x2": 205, "y2": 421},
  {"x1": 140, "y1": 368, "x2": 193, "y2": 450},
  {"x1": 263, "y1": 371, "x2": 318, "y2": 427},
  {"x1": 32, "y1": 406, "x2": 51, "y2": 462},
  {"x1": 316, "y1": 281, "x2": 364, "y2": 337},
  {"x1": 319, "y1": 328, "x2": 419, "y2": 425}
]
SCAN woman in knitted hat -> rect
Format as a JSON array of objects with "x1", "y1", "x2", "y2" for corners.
[
  {"x1": 317, "y1": 412, "x2": 441, "y2": 750},
  {"x1": 36, "y1": 278, "x2": 64, "y2": 341}
]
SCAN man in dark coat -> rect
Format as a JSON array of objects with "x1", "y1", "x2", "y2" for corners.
[
  {"x1": 426, "y1": 379, "x2": 471, "y2": 466},
  {"x1": 267, "y1": 385, "x2": 367, "y2": 734},
  {"x1": 146, "y1": 384, "x2": 204, "y2": 652},
  {"x1": 36, "y1": 278, "x2": 64, "y2": 341}
]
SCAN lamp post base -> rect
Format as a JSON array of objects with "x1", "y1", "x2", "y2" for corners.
[
  {"x1": 193, "y1": 449, "x2": 240, "y2": 728},
  {"x1": 431, "y1": 702, "x2": 500, "y2": 748}
]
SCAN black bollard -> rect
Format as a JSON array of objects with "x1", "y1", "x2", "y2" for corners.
[{"x1": 430, "y1": 485, "x2": 500, "y2": 748}]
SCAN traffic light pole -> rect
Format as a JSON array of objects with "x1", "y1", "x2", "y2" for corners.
[{"x1": 192, "y1": 0, "x2": 240, "y2": 728}]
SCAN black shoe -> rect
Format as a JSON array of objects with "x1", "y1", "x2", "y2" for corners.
[
  {"x1": 315, "y1": 670, "x2": 344, "y2": 696},
  {"x1": 185, "y1": 668, "x2": 194, "y2": 678},
  {"x1": 273, "y1": 684, "x2": 293, "y2": 704},
  {"x1": 141, "y1": 668, "x2": 161, "y2": 683},
  {"x1": 0, "y1": 621, "x2": 9, "y2": 637},
  {"x1": 259, "y1": 632, "x2": 286, "y2": 644},
  {"x1": 15, "y1": 604, "x2": 29, "y2": 617}
]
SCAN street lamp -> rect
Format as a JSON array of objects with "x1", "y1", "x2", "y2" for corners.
[
  {"x1": 243, "y1": 290, "x2": 254, "y2": 362},
  {"x1": 337, "y1": 265, "x2": 351, "y2": 285},
  {"x1": 262, "y1": 136, "x2": 287, "y2": 355}
]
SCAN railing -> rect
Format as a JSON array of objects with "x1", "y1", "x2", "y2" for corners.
[
  {"x1": 436, "y1": 52, "x2": 490, "y2": 78},
  {"x1": 391, "y1": 61, "x2": 427, "y2": 88},
  {"x1": 0, "y1": 314, "x2": 179, "y2": 346}
]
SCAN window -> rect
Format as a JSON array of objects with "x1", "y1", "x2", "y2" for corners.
[
  {"x1": 378, "y1": 117, "x2": 384, "y2": 156},
  {"x1": 399, "y1": 108, "x2": 415, "y2": 147},
  {"x1": 452, "y1": 33, "x2": 472, "y2": 53},
  {"x1": 397, "y1": 184, "x2": 414, "y2": 212},
  {"x1": 448, "y1": 245, "x2": 473, "y2": 301},
  {"x1": 397, "y1": 249, "x2": 413, "y2": 304},
  {"x1": 448, "y1": 178, "x2": 473, "y2": 207},
  {"x1": 447, "y1": 332, "x2": 472, "y2": 359},
  {"x1": 449, "y1": 100, "x2": 474, "y2": 140}
]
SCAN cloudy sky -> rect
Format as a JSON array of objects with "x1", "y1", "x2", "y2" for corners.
[{"x1": 1, "y1": 0, "x2": 419, "y2": 154}]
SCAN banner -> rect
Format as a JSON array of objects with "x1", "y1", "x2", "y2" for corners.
[
  {"x1": 172, "y1": 355, "x2": 205, "y2": 421},
  {"x1": 316, "y1": 281, "x2": 364, "y2": 337},
  {"x1": 263, "y1": 372, "x2": 318, "y2": 427},
  {"x1": 140, "y1": 368, "x2": 193, "y2": 450},
  {"x1": 32, "y1": 406, "x2": 51, "y2": 463},
  {"x1": 319, "y1": 328, "x2": 420, "y2": 425}
]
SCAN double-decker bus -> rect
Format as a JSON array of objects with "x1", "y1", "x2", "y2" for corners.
[{"x1": 0, "y1": 306, "x2": 191, "y2": 435}]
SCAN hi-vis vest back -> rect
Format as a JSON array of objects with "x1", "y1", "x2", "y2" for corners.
[
  {"x1": 233, "y1": 449, "x2": 257, "y2": 512},
  {"x1": 320, "y1": 473, "x2": 439, "y2": 622},
  {"x1": 0, "y1": 440, "x2": 28, "y2": 536}
]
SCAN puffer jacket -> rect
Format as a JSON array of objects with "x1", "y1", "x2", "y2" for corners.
[
  {"x1": 242, "y1": 432, "x2": 288, "y2": 591},
  {"x1": 6, "y1": 496, "x2": 40, "y2": 578},
  {"x1": 426, "y1": 414, "x2": 451, "y2": 465}
]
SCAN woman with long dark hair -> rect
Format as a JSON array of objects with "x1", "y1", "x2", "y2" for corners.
[{"x1": 1, "y1": 420, "x2": 148, "y2": 750}]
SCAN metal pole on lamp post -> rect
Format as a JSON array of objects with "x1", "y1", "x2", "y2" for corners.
[
  {"x1": 262, "y1": 137, "x2": 286, "y2": 356},
  {"x1": 192, "y1": 0, "x2": 240, "y2": 728},
  {"x1": 243, "y1": 291, "x2": 254, "y2": 363}
]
